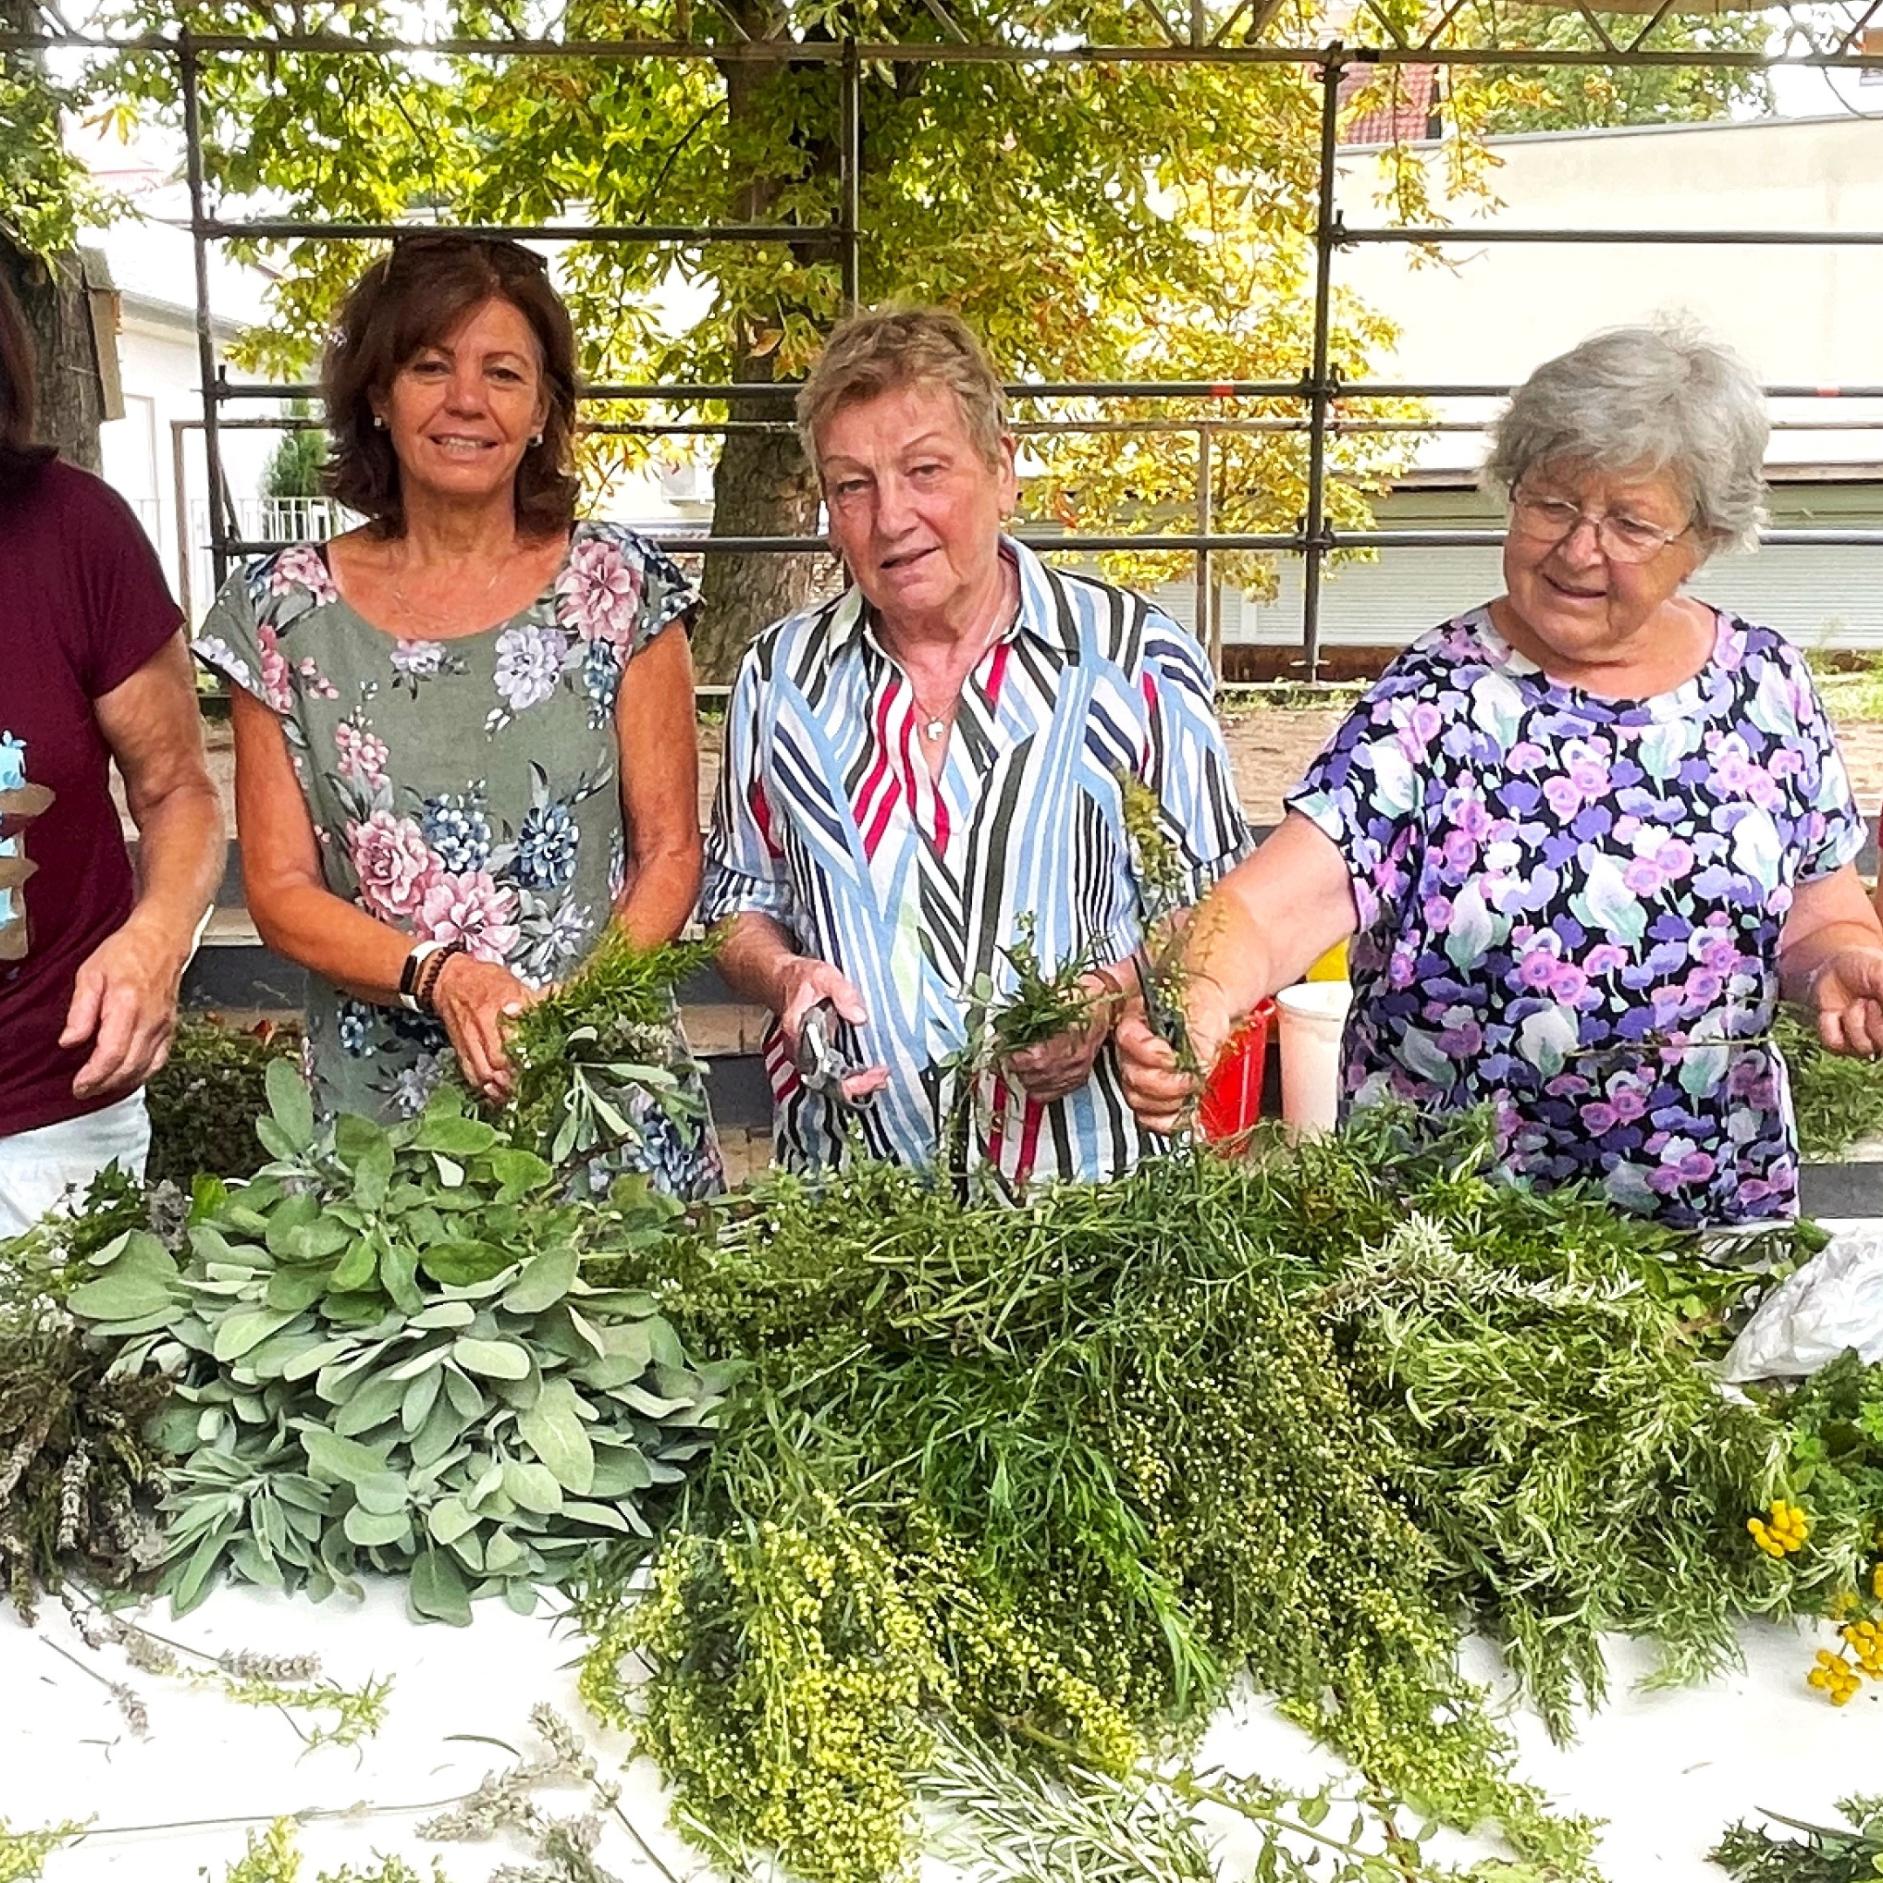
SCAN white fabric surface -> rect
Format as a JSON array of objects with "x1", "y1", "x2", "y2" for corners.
[
  {"x1": 0, "y1": 1576, "x2": 1872, "y2": 1879},
  {"x1": 0, "y1": 1091, "x2": 150, "y2": 1241}
]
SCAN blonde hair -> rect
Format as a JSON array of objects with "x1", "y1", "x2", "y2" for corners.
[{"x1": 796, "y1": 306, "x2": 1009, "y2": 473}]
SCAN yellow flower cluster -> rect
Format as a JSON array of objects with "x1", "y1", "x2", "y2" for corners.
[
  {"x1": 1842, "y1": 1617, "x2": 1883, "y2": 1678},
  {"x1": 1747, "y1": 1499, "x2": 1808, "y2": 1558},
  {"x1": 1807, "y1": 1647, "x2": 1861, "y2": 1706}
]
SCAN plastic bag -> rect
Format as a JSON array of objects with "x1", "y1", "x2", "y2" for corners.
[{"x1": 1722, "y1": 1227, "x2": 1883, "y2": 1381}]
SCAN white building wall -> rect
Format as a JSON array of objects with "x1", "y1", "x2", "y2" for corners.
[
  {"x1": 1333, "y1": 114, "x2": 1883, "y2": 472},
  {"x1": 99, "y1": 310, "x2": 287, "y2": 615}
]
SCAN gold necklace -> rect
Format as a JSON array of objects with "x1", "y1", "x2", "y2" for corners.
[{"x1": 907, "y1": 566, "x2": 1019, "y2": 743}]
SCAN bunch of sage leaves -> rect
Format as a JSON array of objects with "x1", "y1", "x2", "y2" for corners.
[{"x1": 66, "y1": 1063, "x2": 734, "y2": 1622}]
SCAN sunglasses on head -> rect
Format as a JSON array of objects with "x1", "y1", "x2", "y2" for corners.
[{"x1": 385, "y1": 229, "x2": 549, "y2": 276}]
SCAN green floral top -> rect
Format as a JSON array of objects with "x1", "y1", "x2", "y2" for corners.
[{"x1": 195, "y1": 524, "x2": 722, "y2": 1200}]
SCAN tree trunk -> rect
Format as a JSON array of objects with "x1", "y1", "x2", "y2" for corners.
[
  {"x1": 692, "y1": 9, "x2": 833, "y2": 681},
  {"x1": 1, "y1": 0, "x2": 107, "y2": 472},
  {"x1": 693, "y1": 387, "x2": 823, "y2": 680},
  {"x1": 0, "y1": 240, "x2": 106, "y2": 471}
]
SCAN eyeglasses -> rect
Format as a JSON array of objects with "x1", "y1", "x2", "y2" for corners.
[{"x1": 1508, "y1": 490, "x2": 1693, "y2": 565}]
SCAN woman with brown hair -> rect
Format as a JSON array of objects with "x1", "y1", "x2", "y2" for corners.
[
  {"x1": 195, "y1": 233, "x2": 718, "y2": 1196},
  {"x1": 0, "y1": 271, "x2": 222, "y2": 1233}
]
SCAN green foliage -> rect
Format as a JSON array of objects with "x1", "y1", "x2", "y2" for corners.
[
  {"x1": 1745, "y1": 1353, "x2": 1883, "y2": 1645},
  {"x1": 1713, "y1": 1796, "x2": 1883, "y2": 1883},
  {"x1": 1331, "y1": 1210, "x2": 1785, "y2": 1737},
  {"x1": 1456, "y1": 9, "x2": 1774, "y2": 133},
  {"x1": 0, "y1": 1818, "x2": 87, "y2": 1883},
  {"x1": 576, "y1": 1114, "x2": 1794, "y2": 1882},
  {"x1": 1776, "y1": 1010, "x2": 1883, "y2": 1162},
  {"x1": 499, "y1": 928, "x2": 716, "y2": 1176},
  {"x1": 222, "y1": 1819, "x2": 450, "y2": 1883},
  {"x1": 0, "y1": 49, "x2": 106, "y2": 260},
  {"x1": 0, "y1": 1300, "x2": 172, "y2": 1619},
  {"x1": 1120, "y1": 771, "x2": 1199, "y2": 1069},
  {"x1": 263, "y1": 402, "x2": 329, "y2": 500},
  {"x1": 983, "y1": 914, "x2": 1100, "y2": 1059},
  {"x1": 65, "y1": 1077, "x2": 732, "y2": 1619},
  {"x1": 147, "y1": 1016, "x2": 302, "y2": 1190}
]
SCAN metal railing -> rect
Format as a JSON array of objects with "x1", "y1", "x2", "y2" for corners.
[{"x1": 12, "y1": 13, "x2": 1883, "y2": 677}]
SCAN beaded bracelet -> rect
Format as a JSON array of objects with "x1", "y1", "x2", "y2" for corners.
[{"x1": 415, "y1": 939, "x2": 466, "y2": 1015}]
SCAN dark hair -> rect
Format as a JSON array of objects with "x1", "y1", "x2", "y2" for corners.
[
  {"x1": 321, "y1": 233, "x2": 579, "y2": 538},
  {"x1": 0, "y1": 269, "x2": 56, "y2": 489}
]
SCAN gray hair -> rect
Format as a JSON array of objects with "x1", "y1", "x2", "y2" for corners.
[
  {"x1": 797, "y1": 306, "x2": 1009, "y2": 473},
  {"x1": 1485, "y1": 322, "x2": 1769, "y2": 556}
]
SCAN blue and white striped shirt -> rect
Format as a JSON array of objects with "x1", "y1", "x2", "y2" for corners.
[{"x1": 702, "y1": 538, "x2": 1249, "y2": 1185}]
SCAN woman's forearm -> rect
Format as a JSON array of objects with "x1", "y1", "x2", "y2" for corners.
[
  {"x1": 247, "y1": 877, "x2": 415, "y2": 1006},
  {"x1": 615, "y1": 838, "x2": 703, "y2": 951}
]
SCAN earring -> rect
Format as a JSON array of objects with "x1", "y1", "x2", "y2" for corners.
[
  {"x1": 372, "y1": 414, "x2": 386, "y2": 430},
  {"x1": 530, "y1": 432, "x2": 544, "y2": 447}
]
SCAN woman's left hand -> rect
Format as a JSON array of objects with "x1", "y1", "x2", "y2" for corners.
[
  {"x1": 1003, "y1": 971, "x2": 1123, "y2": 1103},
  {"x1": 1811, "y1": 945, "x2": 1883, "y2": 1058}
]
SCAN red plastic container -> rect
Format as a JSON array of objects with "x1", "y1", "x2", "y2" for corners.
[{"x1": 1198, "y1": 998, "x2": 1275, "y2": 1145}]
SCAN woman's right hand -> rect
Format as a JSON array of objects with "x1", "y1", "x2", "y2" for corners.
[
  {"x1": 775, "y1": 955, "x2": 891, "y2": 1104},
  {"x1": 1117, "y1": 978, "x2": 1234, "y2": 1135},
  {"x1": 430, "y1": 952, "x2": 541, "y2": 1104}
]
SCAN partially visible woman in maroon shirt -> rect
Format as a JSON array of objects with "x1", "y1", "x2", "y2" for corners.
[{"x1": 0, "y1": 272, "x2": 222, "y2": 1235}]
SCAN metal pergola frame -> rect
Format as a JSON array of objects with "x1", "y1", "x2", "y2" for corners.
[{"x1": 8, "y1": 8, "x2": 1883, "y2": 677}]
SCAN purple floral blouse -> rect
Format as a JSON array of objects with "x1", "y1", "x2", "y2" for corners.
[{"x1": 1287, "y1": 604, "x2": 1864, "y2": 1228}]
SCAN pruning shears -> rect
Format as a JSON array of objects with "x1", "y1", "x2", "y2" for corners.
[{"x1": 794, "y1": 1000, "x2": 880, "y2": 1111}]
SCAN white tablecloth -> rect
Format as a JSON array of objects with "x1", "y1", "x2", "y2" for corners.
[{"x1": 1, "y1": 1577, "x2": 1874, "y2": 1880}]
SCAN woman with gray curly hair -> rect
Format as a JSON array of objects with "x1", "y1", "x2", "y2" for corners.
[{"x1": 1122, "y1": 321, "x2": 1883, "y2": 1229}]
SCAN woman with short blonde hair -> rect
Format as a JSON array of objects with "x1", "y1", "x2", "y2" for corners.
[{"x1": 705, "y1": 305, "x2": 1248, "y2": 1186}]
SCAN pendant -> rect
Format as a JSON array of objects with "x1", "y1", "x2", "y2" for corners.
[{"x1": 923, "y1": 718, "x2": 946, "y2": 742}]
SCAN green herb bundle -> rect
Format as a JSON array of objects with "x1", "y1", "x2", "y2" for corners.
[
  {"x1": 1327, "y1": 1205, "x2": 1788, "y2": 1736},
  {"x1": 982, "y1": 914, "x2": 1100, "y2": 1057},
  {"x1": 1713, "y1": 1796, "x2": 1883, "y2": 1883},
  {"x1": 498, "y1": 928, "x2": 716, "y2": 1173},
  {"x1": 577, "y1": 1116, "x2": 1792, "y2": 1882},
  {"x1": 1119, "y1": 771, "x2": 1199, "y2": 1069},
  {"x1": 146, "y1": 1015, "x2": 301, "y2": 1189},
  {"x1": 65, "y1": 1066, "x2": 733, "y2": 1620},
  {"x1": 0, "y1": 1306, "x2": 172, "y2": 1618},
  {"x1": 1774, "y1": 1008, "x2": 1883, "y2": 1161}
]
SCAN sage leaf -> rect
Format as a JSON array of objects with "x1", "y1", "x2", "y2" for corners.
[
  {"x1": 501, "y1": 1244, "x2": 579, "y2": 1316},
  {"x1": 302, "y1": 1427, "x2": 392, "y2": 1485},
  {"x1": 344, "y1": 1505, "x2": 415, "y2": 1550},
  {"x1": 414, "y1": 1114, "x2": 503, "y2": 1157},
  {"x1": 517, "y1": 1377, "x2": 595, "y2": 1494},
  {"x1": 352, "y1": 1471, "x2": 410, "y2": 1516},
  {"x1": 328, "y1": 1233, "x2": 380, "y2": 1295},
  {"x1": 501, "y1": 1460, "x2": 564, "y2": 1515},
  {"x1": 426, "y1": 1497, "x2": 479, "y2": 1546},
  {"x1": 401, "y1": 1367, "x2": 444, "y2": 1435},
  {"x1": 264, "y1": 1058, "x2": 316, "y2": 1149},
  {"x1": 421, "y1": 1240, "x2": 514, "y2": 1286},
  {"x1": 453, "y1": 1336, "x2": 532, "y2": 1380},
  {"x1": 408, "y1": 1549, "x2": 472, "y2": 1626},
  {"x1": 212, "y1": 1307, "x2": 301, "y2": 1363}
]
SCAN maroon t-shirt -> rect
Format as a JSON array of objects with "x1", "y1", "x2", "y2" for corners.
[{"x1": 0, "y1": 459, "x2": 183, "y2": 1136}]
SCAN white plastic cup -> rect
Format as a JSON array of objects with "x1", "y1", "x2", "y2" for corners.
[{"x1": 1274, "y1": 980, "x2": 1353, "y2": 1140}]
